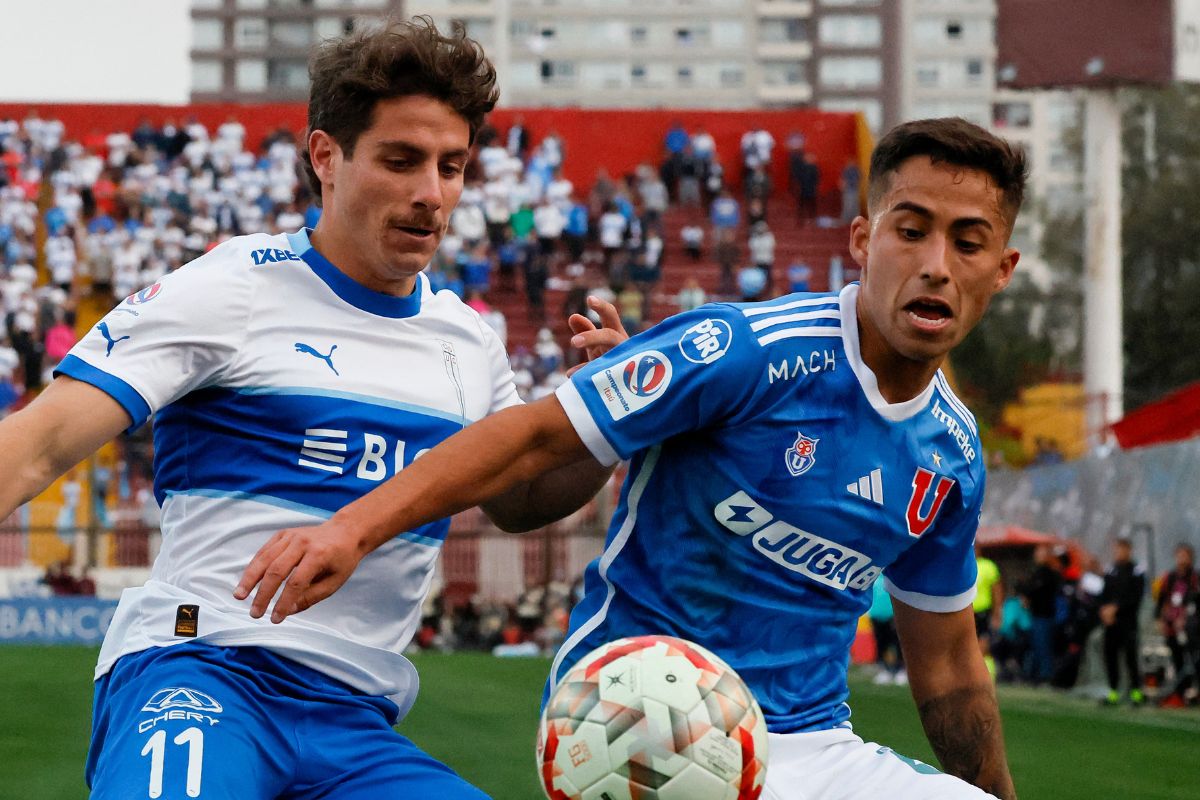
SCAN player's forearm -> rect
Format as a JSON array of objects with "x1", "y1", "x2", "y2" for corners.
[
  {"x1": 0, "y1": 410, "x2": 65, "y2": 517},
  {"x1": 334, "y1": 397, "x2": 590, "y2": 553},
  {"x1": 483, "y1": 457, "x2": 613, "y2": 533},
  {"x1": 916, "y1": 683, "x2": 1015, "y2": 799}
]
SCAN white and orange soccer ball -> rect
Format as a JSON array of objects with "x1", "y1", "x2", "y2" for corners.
[{"x1": 537, "y1": 635, "x2": 769, "y2": 800}]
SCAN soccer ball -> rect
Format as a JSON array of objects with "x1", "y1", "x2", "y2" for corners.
[{"x1": 537, "y1": 635, "x2": 768, "y2": 800}]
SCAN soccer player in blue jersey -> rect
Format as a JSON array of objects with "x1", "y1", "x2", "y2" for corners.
[
  {"x1": 0, "y1": 18, "x2": 620, "y2": 800},
  {"x1": 241, "y1": 118, "x2": 1026, "y2": 799}
]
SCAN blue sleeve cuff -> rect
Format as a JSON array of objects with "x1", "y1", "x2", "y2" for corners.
[{"x1": 54, "y1": 355, "x2": 152, "y2": 432}]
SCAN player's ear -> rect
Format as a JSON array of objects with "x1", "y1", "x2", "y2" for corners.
[
  {"x1": 994, "y1": 246, "x2": 1019, "y2": 293},
  {"x1": 308, "y1": 130, "x2": 339, "y2": 187},
  {"x1": 849, "y1": 214, "x2": 871, "y2": 278}
]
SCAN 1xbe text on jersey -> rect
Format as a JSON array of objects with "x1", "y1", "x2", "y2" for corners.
[
  {"x1": 299, "y1": 428, "x2": 430, "y2": 479},
  {"x1": 251, "y1": 248, "x2": 302, "y2": 265},
  {"x1": 714, "y1": 490, "x2": 882, "y2": 592}
]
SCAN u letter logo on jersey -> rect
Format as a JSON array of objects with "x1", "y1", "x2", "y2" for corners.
[{"x1": 905, "y1": 468, "x2": 955, "y2": 538}]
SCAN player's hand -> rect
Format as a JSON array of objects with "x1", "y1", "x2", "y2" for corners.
[
  {"x1": 567, "y1": 296, "x2": 628, "y2": 376},
  {"x1": 233, "y1": 519, "x2": 365, "y2": 623},
  {"x1": 1099, "y1": 603, "x2": 1117, "y2": 627}
]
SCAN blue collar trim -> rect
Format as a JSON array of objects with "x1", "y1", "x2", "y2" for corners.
[{"x1": 286, "y1": 228, "x2": 423, "y2": 319}]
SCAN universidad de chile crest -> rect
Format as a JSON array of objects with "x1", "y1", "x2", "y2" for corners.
[{"x1": 786, "y1": 431, "x2": 820, "y2": 476}]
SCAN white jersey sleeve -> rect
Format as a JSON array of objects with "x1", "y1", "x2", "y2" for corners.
[
  {"x1": 56, "y1": 240, "x2": 253, "y2": 429},
  {"x1": 476, "y1": 311, "x2": 522, "y2": 413}
]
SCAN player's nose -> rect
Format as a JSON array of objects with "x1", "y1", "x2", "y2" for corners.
[
  {"x1": 919, "y1": 234, "x2": 953, "y2": 285},
  {"x1": 409, "y1": 162, "x2": 443, "y2": 212}
]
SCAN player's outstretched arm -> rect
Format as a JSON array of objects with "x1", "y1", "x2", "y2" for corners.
[
  {"x1": 0, "y1": 376, "x2": 132, "y2": 519},
  {"x1": 235, "y1": 395, "x2": 595, "y2": 623},
  {"x1": 480, "y1": 297, "x2": 627, "y2": 531},
  {"x1": 893, "y1": 599, "x2": 1017, "y2": 800}
]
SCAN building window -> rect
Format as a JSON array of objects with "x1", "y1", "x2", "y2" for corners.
[
  {"x1": 818, "y1": 56, "x2": 881, "y2": 89},
  {"x1": 631, "y1": 26, "x2": 647, "y2": 44},
  {"x1": 916, "y1": 62, "x2": 940, "y2": 87},
  {"x1": 192, "y1": 59, "x2": 223, "y2": 93},
  {"x1": 992, "y1": 101, "x2": 1032, "y2": 128},
  {"x1": 511, "y1": 19, "x2": 535, "y2": 38},
  {"x1": 966, "y1": 58, "x2": 984, "y2": 85},
  {"x1": 762, "y1": 60, "x2": 806, "y2": 87},
  {"x1": 540, "y1": 60, "x2": 576, "y2": 86},
  {"x1": 818, "y1": 15, "x2": 882, "y2": 48},
  {"x1": 760, "y1": 18, "x2": 809, "y2": 44},
  {"x1": 270, "y1": 20, "x2": 314, "y2": 48},
  {"x1": 677, "y1": 66, "x2": 694, "y2": 86},
  {"x1": 192, "y1": 19, "x2": 224, "y2": 51},
  {"x1": 234, "y1": 18, "x2": 268, "y2": 49},
  {"x1": 631, "y1": 64, "x2": 647, "y2": 83},
  {"x1": 268, "y1": 59, "x2": 310, "y2": 90},
  {"x1": 540, "y1": 27, "x2": 556, "y2": 39},
  {"x1": 720, "y1": 66, "x2": 745, "y2": 87},
  {"x1": 235, "y1": 59, "x2": 267, "y2": 92},
  {"x1": 946, "y1": 21, "x2": 963, "y2": 39}
]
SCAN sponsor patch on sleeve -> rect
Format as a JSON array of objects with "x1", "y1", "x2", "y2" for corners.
[{"x1": 589, "y1": 349, "x2": 673, "y2": 421}]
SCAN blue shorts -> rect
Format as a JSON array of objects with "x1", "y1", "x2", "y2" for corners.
[{"x1": 86, "y1": 641, "x2": 490, "y2": 799}]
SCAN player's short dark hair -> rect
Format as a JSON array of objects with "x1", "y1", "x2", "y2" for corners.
[
  {"x1": 867, "y1": 118, "x2": 1028, "y2": 229},
  {"x1": 302, "y1": 15, "x2": 498, "y2": 202}
]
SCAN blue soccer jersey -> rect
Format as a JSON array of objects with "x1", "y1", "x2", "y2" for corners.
[{"x1": 552, "y1": 284, "x2": 984, "y2": 733}]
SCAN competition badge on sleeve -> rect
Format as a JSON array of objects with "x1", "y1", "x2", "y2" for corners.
[{"x1": 590, "y1": 350, "x2": 673, "y2": 421}]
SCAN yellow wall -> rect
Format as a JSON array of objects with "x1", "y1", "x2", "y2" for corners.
[{"x1": 1001, "y1": 383, "x2": 1088, "y2": 461}]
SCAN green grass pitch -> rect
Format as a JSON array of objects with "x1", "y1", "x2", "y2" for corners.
[{"x1": 2, "y1": 646, "x2": 1197, "y2": 799}]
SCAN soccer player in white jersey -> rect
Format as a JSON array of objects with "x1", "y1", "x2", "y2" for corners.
[
  {"x1": 240, "y1": 118, "x2": 1025, "y2": 799},
  {"x1": 0, "y1": 18, "x2": 620, "y2": 800}
]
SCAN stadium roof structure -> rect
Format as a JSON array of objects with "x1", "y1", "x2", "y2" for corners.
[{"x1": 1111, "y1": 381, "x2": 1200, "y2": 450}]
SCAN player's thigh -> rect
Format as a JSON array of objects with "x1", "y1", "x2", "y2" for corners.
[
  {"x1": 87, "y1": 647, "x2": 292, "y2": 800},
  {"x1": 291, "y1": 708, "x2": 490, "y2": 800},
  {"x1": 762, "y1": 730, "x2": 997, "y2": 800}
]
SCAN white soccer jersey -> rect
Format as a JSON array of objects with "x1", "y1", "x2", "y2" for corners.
[{"x1": 58, "y1": 229, "x2": 520, "y2": 718}]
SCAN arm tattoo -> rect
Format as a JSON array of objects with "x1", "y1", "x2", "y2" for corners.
[{"x1": 917, "y1": 683, "x2": 1016, "y2": 800}]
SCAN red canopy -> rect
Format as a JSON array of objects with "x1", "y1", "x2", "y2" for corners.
[{"x1": 1111, "y1": 381, "x2": 1200, "y2": 449}]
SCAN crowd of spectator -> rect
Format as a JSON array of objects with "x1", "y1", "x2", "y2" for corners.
[
  {"x1": 882, "y1": 538, "x2": 1200, "y2": 709},
  {"x1": 2, "y1": 111, "x2": 860, "y2": 418}
]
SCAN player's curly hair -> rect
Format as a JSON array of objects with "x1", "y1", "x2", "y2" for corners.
[
  {"x1": 867, "y1": 117, "x2": 1028, "y2": 229},
  {"x1": 302, "y1": 15, "x2": 499, "y2": 203}
]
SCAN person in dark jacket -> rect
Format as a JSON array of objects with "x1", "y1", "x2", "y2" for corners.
[
  {"x1": 1099, "y1": 538, "x2": 1146, "y2": 705},
  {"x1": 1156, "y1": 543, "x2": 1200, "y2": 707},
  {"x1": 1024, "y1": 544, "x2": 1062, "y2": 684}
]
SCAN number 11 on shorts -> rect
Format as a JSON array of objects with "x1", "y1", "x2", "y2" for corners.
[{"x1": 141, "y1": 727, "x2": 205, "y2": 797}]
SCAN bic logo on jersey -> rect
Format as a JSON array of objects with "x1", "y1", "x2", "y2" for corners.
[
  {"x1": 593, "y1": 350, "x2": 673, "y2": 421},
  {"x1": 678, "y1": 318, "x2": 732, "y2": 365},
  {"x1": 126, "y1": 283, "x2": 162, "y2": 306}
]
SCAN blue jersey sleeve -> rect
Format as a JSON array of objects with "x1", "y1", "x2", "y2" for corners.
[
  {"x1": 883, "y1": 471, "x2": 984, "y2": 613},
  {"x1": 555, "y1": 305, "x2": 766, "y2": 464}
]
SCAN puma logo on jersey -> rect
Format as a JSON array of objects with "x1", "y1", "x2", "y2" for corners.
[
  {"x1": 295, "y1": 342, "x2": 339, "y2": 376},
  {"x1": 97, "y1": 322, "x2": 130, "y2": 357}
]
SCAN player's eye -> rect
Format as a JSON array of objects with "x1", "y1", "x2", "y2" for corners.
[
  {"x1": 440, "y1": 163, "x2": 464, "y2": 178},
  {"x1": 899, "y1": 227, "x2": 923, "y2": 241},
  {"x1": 386, "y1": 159, "x2": 411, "y2": 170},
  {"x1": 957, "y1": 240, "x2": 983, "y2": 254}
]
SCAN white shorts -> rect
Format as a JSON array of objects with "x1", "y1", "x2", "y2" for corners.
[{"x1": 762, "y1": 728, "x2": 998, "y2": 800}]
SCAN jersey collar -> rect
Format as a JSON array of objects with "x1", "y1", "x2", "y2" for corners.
[
  {"x1": 286, "y1": 228, "x2": 424, "y2": 319},
  {"x1": 839, "y1": 283, "x2": 937, "y2": 423}
]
